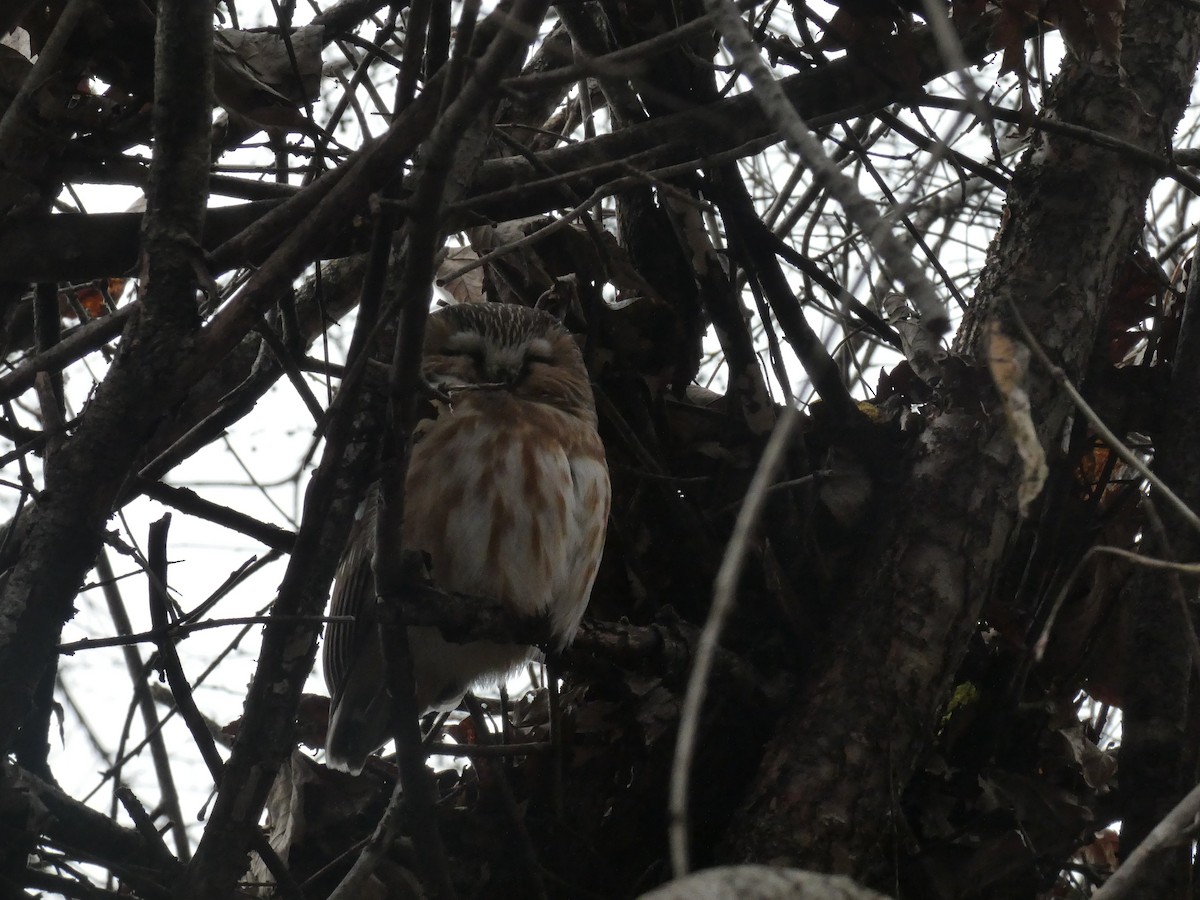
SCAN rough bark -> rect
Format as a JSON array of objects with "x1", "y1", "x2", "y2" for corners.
[{"x1": 726, "y1": 0, "x2": 1200, "y2": 877}]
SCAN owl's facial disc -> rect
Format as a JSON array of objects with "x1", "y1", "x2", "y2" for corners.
[{"x1": 437, "y1": 330, "x2": 556, "y2": 388}]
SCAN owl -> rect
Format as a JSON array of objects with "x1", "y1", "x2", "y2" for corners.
[{"x1": 322, "y1": 301, "x2": 610, "y2": 774}]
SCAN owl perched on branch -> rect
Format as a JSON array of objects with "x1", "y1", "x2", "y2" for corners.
[{"x1": 323, "y1": 301, "x2": 610, "y2": 775}]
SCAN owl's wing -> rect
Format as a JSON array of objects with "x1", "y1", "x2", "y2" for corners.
[
  {"x1": 324, "y1": 637, "x2": 394, "y2": 774},
  {"x1": 323, "y1": 510, "x2": 376, "y2": 694},
  {"x1": 323, "y1": 505, "x2": 396, "y2": 774}
]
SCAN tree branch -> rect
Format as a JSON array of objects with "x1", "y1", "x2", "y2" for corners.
[{"x1": 0, "y1": 0, "x2": 214, "y2": 753}]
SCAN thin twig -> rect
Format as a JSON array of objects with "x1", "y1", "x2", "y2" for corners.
[
  {"x1": 139, "y1": 520, "x2": 317, "y2": 900},
  {"x1": 920, "y1": 95, "x2": 1200, "y2": 198},
  {"x1": 115, "y1": 786, "x2": 178, "y2": 875},
  {"x1": 58, "y1": 615, "x2": 347, "y2": 654},
  {"x1": 254, "y1": 320, "x2": 327, "y2": 425},
  {"x1": 710, "y1": 169, "x2": 865, "y2": 423},
  {"x1": 425, "y1": 740, "x2": 554, "y2": 757},
  {"x1": 548, "y1": 659, "x2": 564, "y2": 820},
  {"x1": 1141, "y1": 498, "x2": 1200, "y2": 681},
  {"x1": 0, "y1": 306, "x2": 136, "y2": 404},
  {"x1": 703, "y1": 0, "x2": 948, "y2": 333},
  {"x1": 504, "y1": 0, "x2": 762, "y2": 92},
  {"x1": 465, "y1": 695, "x2": 550, "y2": 900},
  {"x1": 361, "y1": 4, "x2": 556, "y2": 894},
  {"x1": 146, "y1": 517, "x2": 310, "y2": 900},
  {"x1": 668, "y1": 403, "x2": 800, "y2": 875},
  {"x1": 1092, "y1": 779, "x2": 1200, "y2": 899},
  {"x1": 96, "y1": 550, "x2": 191, "y2": 863},
  {"x1": 1034, "y1": 543, "x2": 1200, "y2": 669},
  {"x1": 324, "y1": 733, "x2": 423, "y2": 900},
  {"x1": 134, "y1": 478, "x2": 296, "y2": 551},
  {"x1": 33, "y1": 282, "x2": 65, "y2": 456},
  {"x1": 434, "y1": 185, "x2": 607, "y2": 283},
  {"x1": 145, "y1": 515, "x2": 225, "y2": 780}
]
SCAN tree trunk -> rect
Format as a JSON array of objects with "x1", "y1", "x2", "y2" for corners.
[{"x1": 727, "y1": 0, "x2": 1200, "y2": 879}]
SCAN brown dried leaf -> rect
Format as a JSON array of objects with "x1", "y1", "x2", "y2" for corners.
[
  {"x1": 977, "y1": 768, "x2": 1093, "y2": 827},
  {"x1": 74, "y1": 286, "x2": 107, "y2": 319},
  {"x1": 1076, "y1": 828, "x2": 1119, "y2": 873},
  {"x1": 818, "y1": 451, "x2": 873, "y2": 529},
  {"x1": 214, "y1": 26, "x2": 324, "y2": 129},
  {"x1": 1058, "y1": 724, "x2": 1117, "y2": 789},
  {"x1": 990, "y1": 0, "x2": 1035, "y2": 76},
  {"x1": 438, "y1": 246, "x2": 487, "y2": 305}
]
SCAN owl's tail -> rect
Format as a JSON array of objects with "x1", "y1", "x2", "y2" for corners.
[{"x1": 325, "y1": 650, "x2": 394, "y2": 775}]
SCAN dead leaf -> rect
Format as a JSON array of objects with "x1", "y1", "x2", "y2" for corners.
[
  {"x1": 1058, "y1": 724, "x2": 1117, "y2": 789},
  {"x1": 989, "y1": 0, "x2": 1037, "y2": 78},
  {"x1": 1, "y1": 28, "x2": 30, "y2": 58},
  {"x1": 978, "y1": 768, "x2": 1093, "y2": 827},
  {"x1": 818, "y1": 451, "x2": 873, "y2": 529},
  {"x1": 214, "y1": 25, "x2": 324, "y2": 130},
  {"x1": 1075, "y1": 828, "x2": 1119, "y2": 872},
  {"x1": 74, "y1": 286, "x2": 107, "y2": 318},
  {"x1": 438, "y1": 246, "x2": 486, "y2": 304}
]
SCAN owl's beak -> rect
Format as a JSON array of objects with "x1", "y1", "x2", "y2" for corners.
[{"x1": 486, "y1": 364, "x2": 522, "y2": 386}]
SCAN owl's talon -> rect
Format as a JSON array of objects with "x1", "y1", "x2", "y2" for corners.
[{"x1": 418, "y1": 376, "x2": 454, "y2": 406}]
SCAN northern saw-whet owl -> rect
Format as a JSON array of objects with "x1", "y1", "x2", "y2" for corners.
[{"x1": 322, "y1": 301, "x2": 610, "y2": 774}]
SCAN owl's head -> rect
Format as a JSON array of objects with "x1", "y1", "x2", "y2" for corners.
[{"x1": 422, "y1": 302, "x2": 597, "y2": 421}]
